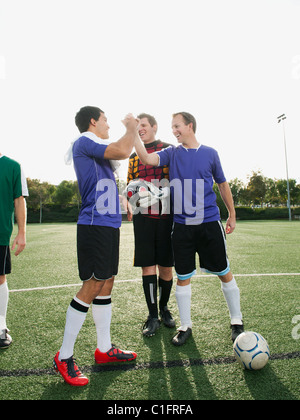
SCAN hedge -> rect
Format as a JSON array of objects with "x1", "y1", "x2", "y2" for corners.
[
  {"x1": 27, "y1": 205, "x2": 80, "y2": 223},
  {"x1": 26, "y1": 204, "x2": 300, "y2": 223},
  {"x1": 234, "y1": 206, "x2": 300, "y2": 220}
]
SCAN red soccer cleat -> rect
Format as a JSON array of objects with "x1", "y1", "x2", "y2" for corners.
[
  {"x1": 94, "y1": 345, "x2": 137, "y2": 364},
  {"x1": 53, "y1": 352, "x2": 89, "y2": 386}
]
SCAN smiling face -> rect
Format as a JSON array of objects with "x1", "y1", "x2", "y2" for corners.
[
  {"x1": 171, "y1": 114, "x2": 194, "y2": 145},
  {"x1": 138, "y1": 117, "x2": 157, "y2": 144}
]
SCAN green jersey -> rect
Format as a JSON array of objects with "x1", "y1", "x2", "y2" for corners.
[{"x1": 0, "y1": 156, "x2": 23, "y2": 245}]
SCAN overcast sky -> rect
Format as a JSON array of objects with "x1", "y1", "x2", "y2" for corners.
[{"x1": 0, "y1": 0, "x2": 299, "y2": 185}]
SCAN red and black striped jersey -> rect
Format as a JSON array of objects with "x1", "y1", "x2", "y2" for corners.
[
  {"x1": 127, "y1": 140, "x2": 170, "y2": 184},
  {"x1": 127, "y1": 140, "x2": 171, "y2": 218}
]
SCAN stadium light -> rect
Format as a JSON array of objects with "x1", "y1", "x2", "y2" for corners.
[{"x1": 277, "y1": 114, "x2": 291, "y2": 221}]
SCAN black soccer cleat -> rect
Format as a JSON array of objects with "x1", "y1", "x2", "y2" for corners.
[
  {"x1": 142, "y1": 316, "x2": 161, "y2": 337},
  {"x1": 231, "y1": 323, "x2": 244, "y2": 343},
  {"x1": 0, "y1": 329, "x2": 12, "y2": 350},
  {"x1": 160, "y1": 306, "x2": 175, "y2": 328},
  {"x1": 172, "y1": 327, "x2": 192, "y2": 346}
]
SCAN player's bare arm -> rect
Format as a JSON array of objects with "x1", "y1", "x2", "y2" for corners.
[
  {"x1": 12, "y1": 196, "x2": 27, "y2": 256},
  {"x1": 217, "y1": 181, "x2": 236, "y2": 234},
  {"x1": 134, "y1": 134, "x2": 159, "y2": 166},
  {"x1": 104, "y1": 114, "x2": 139, "y2": 160}
]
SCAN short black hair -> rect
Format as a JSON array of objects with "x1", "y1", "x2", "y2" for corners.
[{"x1": 75, "y1": 106, "x2": 104, "y2": 133}]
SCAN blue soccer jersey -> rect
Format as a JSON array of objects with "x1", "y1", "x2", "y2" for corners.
[
  {"x1": 157, "y1": 144, "x2": 226, "y2": 225},
  {"x1": 72, "y1": 135, "x2": 122, "y2": 228}
]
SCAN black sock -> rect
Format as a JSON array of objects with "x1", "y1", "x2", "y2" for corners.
[
  {"x1": 159, "y1": 277, "x2": 173, "y2": 310},
  {"x1": 142, "y1": 275, "x2": 158, "y2": 318}
]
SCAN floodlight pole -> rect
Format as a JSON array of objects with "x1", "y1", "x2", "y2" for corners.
[{"x1": 277, "y1": 114, "x2": 291, "y2": 221}]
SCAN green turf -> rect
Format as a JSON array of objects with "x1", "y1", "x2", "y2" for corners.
[{"x1": 0, "y1": 221, "x2": 299, "y2": 400}]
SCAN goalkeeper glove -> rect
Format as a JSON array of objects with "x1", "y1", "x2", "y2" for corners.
[{"x1": 139, "y1": 184, "x2": 170, "y2": 214}]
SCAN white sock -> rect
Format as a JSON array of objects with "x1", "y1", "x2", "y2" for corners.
[
  {"x1": 0, "y1": 281, "x2": 9, "y2": 331},
  {"x1": 59, "y1": 296, "x2": 90, "y2": 361},
  {"x1": 92, "y1": 295, "x2": 112, "y2": 353},
  {"x1": 175, "y1": 284, "x2": 192, "y2": 330},
  {"x1": 221, "y1": 277, "x2": 243, "y2": 325}
]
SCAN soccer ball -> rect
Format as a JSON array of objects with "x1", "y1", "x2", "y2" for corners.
[{"x1": 233, "y1": 331, "x2": 270, "y2": 370}]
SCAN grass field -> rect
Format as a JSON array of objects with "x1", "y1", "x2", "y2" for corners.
[{"x1": 0, "y1": 220, "x2": 299, "y2": 401}]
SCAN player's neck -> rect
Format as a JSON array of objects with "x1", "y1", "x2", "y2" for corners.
[
  {"x1": 143, "y1": 137, "x2": 156, "y2": 145},
  {"x1": 86, "y1": 127, "x2": 99, "y2": 137},
  {"x1": 182, "y1": 136, "x2": 199, "y2": 149},
  {"x1": 86, "y1": 127, "x2": 108, "y2": 140}
]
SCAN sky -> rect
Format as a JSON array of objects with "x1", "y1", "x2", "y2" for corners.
[{"x1": 0, "y1": 0, "x2": 299, "y2": 186}]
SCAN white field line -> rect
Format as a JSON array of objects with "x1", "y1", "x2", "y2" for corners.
[{"x1": 9, "y1": 272, "x2": 300, "y2": 293}]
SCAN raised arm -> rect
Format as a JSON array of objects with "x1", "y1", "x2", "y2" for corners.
[
  {"x1": 104, "y1": 114, "x2": 139, "y2": 160},
  {"x1": 134, "y1": 134, "x2": 159, "y2": 166}
]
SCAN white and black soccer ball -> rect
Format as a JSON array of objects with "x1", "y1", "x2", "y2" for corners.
[{"x1": 233, "y1": 331, "x2": 270, "y2": 370}]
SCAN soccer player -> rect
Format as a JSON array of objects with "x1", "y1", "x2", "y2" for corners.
[
  {"x1": 0, "y1": 153, "x2": 28, "y2": 349},
  {"x1": 54, "y1": 107, "x2": 139, "y2": 386},
  {"x1": 133, "y1": 112, "x2": 244, "y2": 346},
  {"x1": 127, "y1": 113, "x2": 175, "y2": 337}
]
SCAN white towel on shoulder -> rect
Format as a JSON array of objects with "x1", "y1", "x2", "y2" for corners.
[{"x1": 64, "y1": 131, "x2": 120, "y2": 175}]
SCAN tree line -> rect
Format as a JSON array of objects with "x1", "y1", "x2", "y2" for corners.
[
  {"x1": 25, "y1": 171, "x2": 300, "y2": 223},
  {"x1": 227, "y1": 171, "x2": 300, "y2": 207}
]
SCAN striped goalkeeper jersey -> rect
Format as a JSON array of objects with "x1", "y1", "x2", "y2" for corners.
[{"x1": 127, "y1": 140, "x2": 171, "y2": 219}]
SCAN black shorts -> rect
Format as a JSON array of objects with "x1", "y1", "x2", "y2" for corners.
[
  {"x1": 133, "y1": 213, "x2": 174, "y2": 268},
  {"x1": 77, "y1": 224, "x2": 120, "y2": 281},
  {"x1": 172, "y1": 220, "x2": 230, "y2": 279},
  {"x1": 0, "y1": 246, "x2": 11, "y2": 276}
]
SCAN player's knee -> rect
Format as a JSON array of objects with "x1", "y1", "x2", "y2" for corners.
[
  {"x1": 102, "y1": 276, "x2": 115, "y2": 294},
  {"x1": 176, "y1": 277, "x2": 191, "y2": 286},
  {"x1": 158, "y1": 266, "x2": 173, "y2": 280}
]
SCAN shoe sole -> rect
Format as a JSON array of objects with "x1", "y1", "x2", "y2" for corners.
[
  {"x1": 172, "y1": 339, "x2": 188, "y2": 346},
  {"x1": 95, "y1": 355, "x2": 137, "y2": 364},
  {"x1": 94, "y1": 348, "x2": 137, "y2": 364},
  {"x1": 143, "y1": 328, "x2": 160, "y2": 337},
  {"x1": 0, "y1": 341, "x2": 12, "y2": 350},
  {"x1": 143, "y1": 333, "x2": 155, "y2": 337}
]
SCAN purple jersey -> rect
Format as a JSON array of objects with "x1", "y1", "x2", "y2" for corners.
[
  {"x1": 157, "y1": 144, "x2": 226, "y2": 225},
  {"x1": 73, "y1": 136, "x2": 122, "y2": 228}
]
